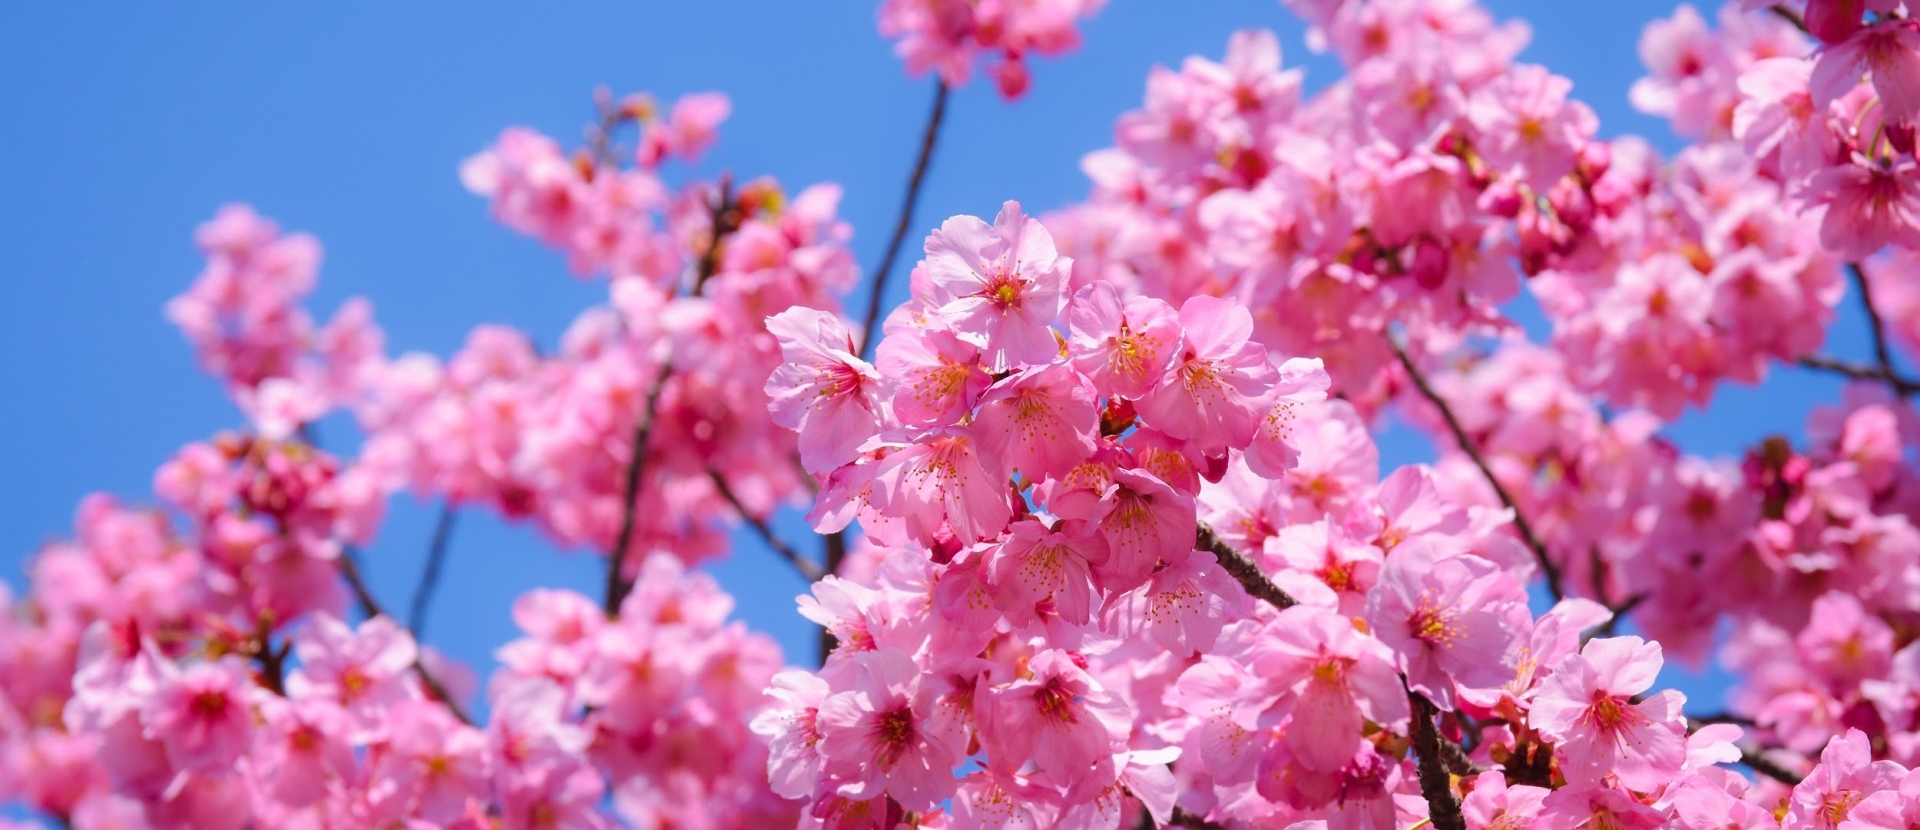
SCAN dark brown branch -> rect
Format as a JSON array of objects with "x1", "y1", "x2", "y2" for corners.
[
  {"x1": 1391, "y1": 337, "x2": 1565, "y2": 601},
  {"x1": 1687, "y1": 717, "x2": 1805, "y2": 785},
  {"x1": 1408, "y1": 689, "x2": 1468, "y2": 830},
  {"x1": 1438, "y1": 731, "x2": 1483, "y2": 777},
  {"x1": 407, "y1": 501, "x2": 458, "y2": 638},
  {"x1": 1797, "y1": 353, "x2": 1920, "y2": 396},
  {"x1": 336, "y1": 553, "x2": 473, "y2": 725},
  {"x1": 817, "y1": 530, "x2": 849, "y2": 666},
  {"x1": 856, "y1": 80, "x2": 950, "y2": 359},
  {"x1": 606, "y1": 184, "x2": 739, "y2": 616},
  {"x1": 1853, "y1": 260, "x2": 1903, "y2": 383},
  {"x1": 604, "y1": 360, "x2": 672, "y2": 616},
  {"x1": 1197, "y1": 521, "x2": 1298, "y2": 611},
  {"x1": 1167, "y1": 807, "x2": 1227, "y2": 830},
  {"x1": 1767, "y1": 4, "x2": 1810, "y2": 33},
  {"x1": 694, "y1": 177, "x2": 738, "y2": 295},
  {"x1": 254, "y1": 636, "x2": 290, "y2": 697},
  {"x1": 707, "y1": 467, "x2": 825, "y2": 582},
  {"x1": 1588, "y1": 592, "x2": 1648, "y2": 641}
]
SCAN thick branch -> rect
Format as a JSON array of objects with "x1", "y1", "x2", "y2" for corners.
[
  {"x1": 254, "y1": 637, "x2": 290, "y2": 697},
  {"x1": 856, "y1": 80, "x2": 950, "y2": 359},
  {"x1": 1166, "y1": 807, "x2": 1227, "y2": 830},
  {"x1": 1408, "y1": 690, "x2": 1468, "y2": 830},
  {"x1": 1197, "y1": 521, "x2": 1298, "y2": 611},
  {"x1": 1796, "y1": 353, "x2": 1920, "y2": 396},
  {"x1": 817, "y1": 531, "x2": 849, "y2": 666},
  {"x1": 407, "y1": 501, "x2": 458, "y2": 637},
  {"x1": 707, "y1": 467, "x2": 825, "y2": 582},
  {"x1": 1390, "y1": 337, "x2": 1565, "y2": 600},
  {"x1": 336, "y1": 553, "x2": 473, "y2": 725}
]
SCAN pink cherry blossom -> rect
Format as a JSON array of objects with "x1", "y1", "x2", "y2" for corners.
[
  {"x1": 1530, "y1": 636, "x2": 1688, "y2": 792},
  {"x1": 765, "y1": 307, "x2": 884, "y2": 475},
  {"x1": 922, "y1": 201, "x2": 1072, "y2": 371}
]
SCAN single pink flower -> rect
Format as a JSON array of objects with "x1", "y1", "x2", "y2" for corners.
[
  {"x1": 974, "y1": 364, "x2": 1098, "y2": 483},
  {"x1": 1135, "y1": 295, "x2": 1278, "y2": 454},
  {"x1": 286, "y1": 612, "x2": 419, "y2": 738},
  {"x1": 816, "y1": 648, "x2": 965, "y2": 811},
  {"x1": 1365, "y1": 538, "x2": 1525, "y2": 709},
  {"x1": 1812, "y1": 18, "x2": 1920, "y2": 124},
  {"x1": 1787, "y1": 728, "x2": 1906, "y2": 829},
  {"x1": 1244, "y1": 357, "x2": 1332, "y2": 479},
  {"x1": 1460, "y1": 771, "x2": 1548, "y2": 830},
  {"x1": 1082, "y1": 467, "x2": 1197, "y2": 592},
  {"x1": 1529, "y1": 636, "x2": 1688, "y2": 792},
  {"x1": 142, "y1": 656, "x2": 255, "y2": 773},
  {"x1": 752, "y1": 669, "x2": 832, "y2": 800},
  {"x1": 1248, "y1": 605, "x2": 1408, "y2": 771},
  {"x1": 979, "y1": 649, "x2": 1131, "y2": 793},
  {"x1": 988, "y1": 519, "x2": 1108, "y2": 626},
  {"x1": 765, "y1": 307, "x2": 883, "y2": 475},
  {"x1": 875, "y1": 328, "x2": 991, "y2": 427},
  {"x1": 872, "y1": 427, "x2": 1013, "y2": 546},
  {"x1": 1808, "y1": 153, "x2": 1920, "y2": 259},
  {"x1": 1066, "y1": 282, "x2": 1183, "y2": 400},
  {"x1": 922, "y1": 202, "x2": 1072, "y2": 371}
]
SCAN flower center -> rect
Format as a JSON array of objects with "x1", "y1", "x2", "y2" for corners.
[{"x1": 872, "y1": 705, "x2": 917, "y2": 770}]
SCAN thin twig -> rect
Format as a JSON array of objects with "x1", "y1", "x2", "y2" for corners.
[
  {"x1": 604, "y1": 360, "x2": 672, "y2": 616},
  {"x1": 605, "y1": 184, "x2": 739, "y2": 616},
  {"x1": 1589, "y1": 593, "x2": 1648, "y2": 640},
  {"x1": 1408, "y1": 688, "x2": 1468, "y2": 830},
  {"x1": 1391, "y1": 337, "x2": 1565, "y2": 601},
  {"x1": 1767, "y1": 4, "x2": 1810, "y2": 33},
  {"x1": 336, "y1": 553, "x2": 473, "y2": 725},
  {"x1": 707, "y1": 467, "x2": 825, "y2": 582},
  {"x1": 1853, "y1": 260, "x2": 1901, "y2": 380},
  {"x1": 1197, "y1": 521, "x2": 1299, "y2": 610},
  {"x1": 1797, "y1": 354, "x2": 1920, "y2": 396},
  {"x1": 408, "y1": 501, "x2": 458, "y2": 638},
  {"x1": 856, "y1": 80, "x2": 949, "y2": 359},
  {"x1": 1686, "y1": 717, "x2": 1804, "y2": 785}
]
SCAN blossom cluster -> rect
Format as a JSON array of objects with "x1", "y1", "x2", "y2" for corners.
[
  {"x1": 16, "y1": 1, "x2": 1920, "y2": 830},
  {"x1": 876, "y1": 0, "x2": 1106, "y2": 98}
]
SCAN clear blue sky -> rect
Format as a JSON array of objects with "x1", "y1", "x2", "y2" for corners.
[{"x1": 0, "y1": 2, "x2": 1879, "y2": 730}]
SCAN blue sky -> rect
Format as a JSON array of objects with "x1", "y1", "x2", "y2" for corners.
[{"x1": 0, "y1": 1, "x2": 1881, "y2": 734}]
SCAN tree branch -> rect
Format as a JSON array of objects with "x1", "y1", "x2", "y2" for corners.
[
  {"x1": 817, "y1": 530, "x2": 849, "y2": 665},
  {"x1": 1687, "y1": 717, "x2": 1804, "y2": 785},
  {"x1": 336, "y1": 552, "x2": 473, "y2": 725},
  {"x1": 1852, "y1": 260, "x2": 1905, "y2": 386},
  {"x1": 605, "y1": 183, "x2": 740, "y2": 616},
  {"x1": 707, "y1": 467, "x2": 825, "y2": 582},
  {"x1": 1197, "y1": 521, "x2": 1299, "y2": 611},
  {"x1": 1391, "y1": 337, "x2": 1565, "y2": 601},
  {"x1": 1796, "y1": 353, "x2": 1920, "y2": 397},
  {"x1": 857, "y1": 80, "x2": 950, "y2": 359},
  {"x1": 1767, "y1": 4, "x2": 1810, "y2": 33},
  {"x1": 407, "y1": 501, "x2": 458, "y2": 638},
  {"x1": 1167, "y1": 807, "x2": 1227, "y2": 830},
  {"x1": 1408, "y1": 689, "x2": 1468, "y2": 830},
  {"x1": 603, "y1": 359, "x2": 673, "y2": 616}
]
